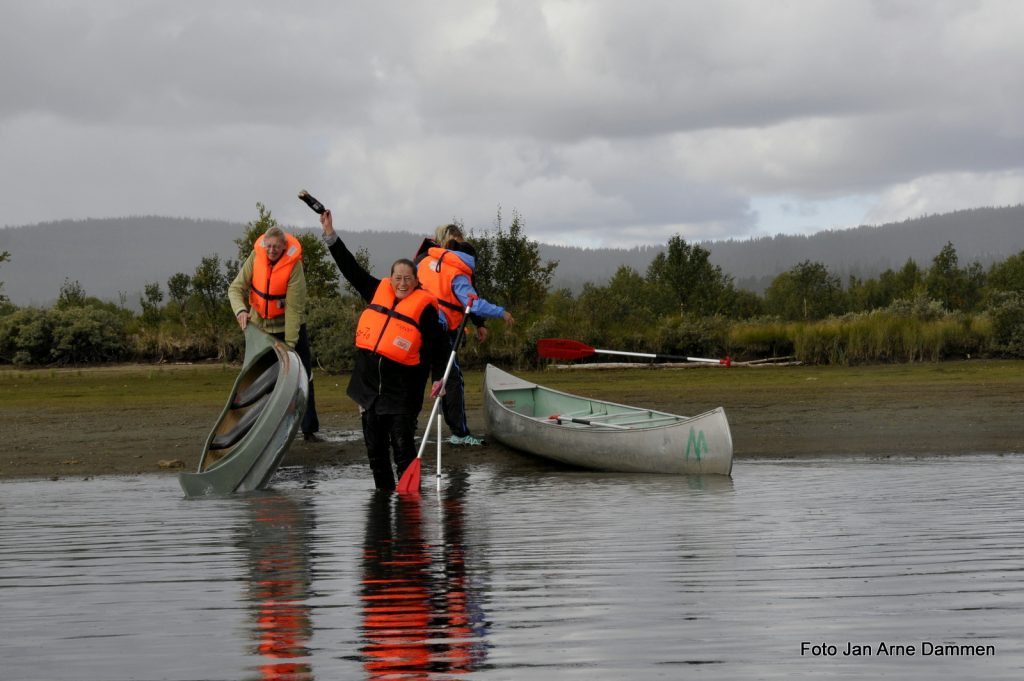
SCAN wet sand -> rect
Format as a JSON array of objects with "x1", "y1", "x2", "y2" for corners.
[{"x1": 2, "y1": 361, "x2": 1022, "y2": 480}]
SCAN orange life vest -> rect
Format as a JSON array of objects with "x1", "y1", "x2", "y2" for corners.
[
  {"x1": 355, "y1": 280, "x2": 436, "y2": 366},
  {"x1": 416, "y1": 247, "x2": 473, "y2": 328},
  {"x1": 249, "y1": 232, "x2": 302, "y2": 319}
]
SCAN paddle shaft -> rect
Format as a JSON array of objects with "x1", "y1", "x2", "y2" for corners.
[
  {"x1": 590, "y1": 348, "x2": 727, "y2": 365},
  {"x1": 397, "y1": 303, "x2": 474, "y2": 494},
  {"x1": 414, "y1": 305, "x2": 473, "y2": 461},
  {"x1": 536, "y1": 338, "x2": 731, "y2": 366},
  {"x1": 550, "y1": 415, "x2": 630, "y2": 430}
]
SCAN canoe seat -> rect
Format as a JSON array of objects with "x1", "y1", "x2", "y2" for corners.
[
  {"x1": 230, "y1": 362, "x2": 279, "y2": 409},
  {"x1": 210, "y1": 393, "x2": 270, "y2": 450}
]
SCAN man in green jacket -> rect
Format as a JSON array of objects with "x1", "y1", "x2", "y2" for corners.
[{"x1": 228, "y1": 226, "x2": 320, "y2": 440}]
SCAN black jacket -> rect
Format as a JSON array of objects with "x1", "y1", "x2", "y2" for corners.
[{"x1": 327, "y1": 236, "x2": 449, "y2": 415}]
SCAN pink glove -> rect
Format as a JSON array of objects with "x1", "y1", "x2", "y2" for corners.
[{"x1": 431, "y1": 380, "x2": 445, "y2": 398}]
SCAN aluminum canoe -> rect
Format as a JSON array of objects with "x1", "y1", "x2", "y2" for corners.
[
  {"x1": 483, "y1": 364, "x2": 732, "y2": 475},
  {"x1": 178, "y1": 325, "x2": 308, "y2": 497}
]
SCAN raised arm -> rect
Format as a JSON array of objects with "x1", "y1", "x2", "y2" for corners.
[{"x1": 320, "y1": 210, "x2": 380, "y2": 302}]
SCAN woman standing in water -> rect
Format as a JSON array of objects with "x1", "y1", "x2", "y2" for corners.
[{"x1": 319, "y1": 210, "x2": 450, "y2": 491}]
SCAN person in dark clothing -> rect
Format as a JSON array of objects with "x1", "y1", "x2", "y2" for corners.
[{"x1": 319, "y1": 210, "x2": 450, "y2": 491}]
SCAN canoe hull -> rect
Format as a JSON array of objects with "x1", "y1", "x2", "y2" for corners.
[
  {"x1": 178, "y1": 326, "x2": 308, "y2": 497},
  {"x1": 484, "y1": 364, "x2": 732, "y2": 475}
]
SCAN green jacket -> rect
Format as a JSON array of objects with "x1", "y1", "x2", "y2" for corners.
[{"x1": 228, "y1": 251, "x2": 308, "y2": 348}]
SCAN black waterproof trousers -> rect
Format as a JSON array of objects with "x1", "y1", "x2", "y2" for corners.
[
  {"x1": 361, "y1": 410, "x2": 418, "y2": 491},
  {"x1": 272, "y1": 323, "x2": 320, "y2": 436},
  {"x1": 439, "y1": 330, "x2": 471, "y2": 438}
]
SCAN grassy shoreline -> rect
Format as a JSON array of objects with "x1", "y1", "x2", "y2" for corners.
[{"x1": 2, "y1": 359, "x2": 1022, "y2": 480}]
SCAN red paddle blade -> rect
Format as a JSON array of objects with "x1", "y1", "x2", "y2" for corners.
[
  {"x1": 536, "y1": 338, "x2": 596, "y2": 360},
  {"x1": 395, "y1": 458, "x2": 421, "y2": 494}
]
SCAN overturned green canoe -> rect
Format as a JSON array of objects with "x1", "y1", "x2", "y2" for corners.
[
  {"x1": 484, "y1": 364, "x2": 733, "y2": 475},
  {"x1": 178, "y1": 325, "x2": 308, "y2": 497}
]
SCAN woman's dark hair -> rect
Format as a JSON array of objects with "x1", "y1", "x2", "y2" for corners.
[
  {"x1": 390, "y1": 258, "x2": 417, "y2": 275},
  {"x1": 454, "y1": 241, "x2": 477, "y2": 258}
]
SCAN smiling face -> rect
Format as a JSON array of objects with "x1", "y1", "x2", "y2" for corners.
[
  {"x1": 390, "y1": 262, "x2": 417, "y2": 300},
  {"x1": 263, "y1": 236, "x2": 287, "y2": 263}
]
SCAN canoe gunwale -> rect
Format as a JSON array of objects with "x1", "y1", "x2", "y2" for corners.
[
  {"x1": 178, "y1": 326, "x2": 308, "y2": 497},
  {"x1": 483, "y1": 364, "x2": 733, "y2": 476}
]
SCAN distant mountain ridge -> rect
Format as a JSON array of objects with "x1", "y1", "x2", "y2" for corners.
[
  {"x1": 1, "y1": 205, "x2": 1022, "y2": 307},
  {"x1": 704, "y1": 205, "x2": 1024, "y2": 292}
]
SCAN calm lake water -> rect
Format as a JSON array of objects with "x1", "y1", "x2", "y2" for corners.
[{"x1": 2, "y1": 455, "x2": 1023, "y2": 681}]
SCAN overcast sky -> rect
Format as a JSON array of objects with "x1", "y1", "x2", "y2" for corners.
[{"x1": 2, "y1": 1, "x2": 1022, "y2": 248}]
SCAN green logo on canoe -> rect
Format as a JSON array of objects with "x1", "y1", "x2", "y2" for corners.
[{"x1": 685, "y1": 428, "x2": 708, "y2": 461}]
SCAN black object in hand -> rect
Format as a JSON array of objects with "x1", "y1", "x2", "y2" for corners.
[{"x1": 298, "y1": 190, "x2": 326, "y2": 215}]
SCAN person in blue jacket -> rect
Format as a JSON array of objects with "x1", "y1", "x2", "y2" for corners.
[{"x1": 415, "y1": 226, "x2": 514, "y2": 446}]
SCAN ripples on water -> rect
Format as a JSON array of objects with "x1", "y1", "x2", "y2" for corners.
[{"x1": 2, "y1": 456, "x2": 1023, "y2": 680}]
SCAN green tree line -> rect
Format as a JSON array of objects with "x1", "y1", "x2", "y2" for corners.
[{"x1": 2, "y1": 205, "x2": 1024, "y2": 368}]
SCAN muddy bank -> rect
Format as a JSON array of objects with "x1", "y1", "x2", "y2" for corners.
[{"x1": 2, "y1": 361, "x2": 1022, "y2": 481}]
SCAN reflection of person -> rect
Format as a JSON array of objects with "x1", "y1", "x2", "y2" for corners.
[
  {"x1": 360, "y1": 492, "x2": 432, "y2": 674},
  {"x1": 239, "y1": 492, "x2": 315, "y2": 681},
  {"x1": 319, "y1": 211, "x2": 449, "y2": 491},
  {"x1": 228, "y1": 226, "x2": 320, "y2": 440},
  {"x1": 415, "y1": 224, "x2": 514, "y2": 446},
  {"x1": 359, "y1": 487, "x2": 487, "y2": 676}
]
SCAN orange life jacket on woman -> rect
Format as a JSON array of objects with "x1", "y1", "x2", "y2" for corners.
[
  {"x1": 416, "y1": 247, "x2": 474, "y2": 328},
  {"x1": 249, "y1": 232, "x2": 302, "y2": 319},
  {"x1": 355, "y1": 280, "x2": 436, "y2": 366}
]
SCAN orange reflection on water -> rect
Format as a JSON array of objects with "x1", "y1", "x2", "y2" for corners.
[
  {"x1": 244, "y1": 494, "x2": 315, "y2": 681},
  {"x1": 360, "y1": 484, "x2": 486, "y2": 679}
]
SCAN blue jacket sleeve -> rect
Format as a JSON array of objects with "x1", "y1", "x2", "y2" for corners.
[{"x1": 452, "y1": 275, "x2": 506, "y2": 319}]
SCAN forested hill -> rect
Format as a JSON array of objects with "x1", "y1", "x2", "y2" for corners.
[
  {"x1": 704, "y1": 205, "x2": 1024, "y2": 292},
  {"x1": 1, "y1": 204, "x2": 1022, "y2": 307}
]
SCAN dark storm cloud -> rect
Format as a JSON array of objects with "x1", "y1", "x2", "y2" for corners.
[{"x1": 1, "y1": 0, "x2": 1022, "y2": 246}]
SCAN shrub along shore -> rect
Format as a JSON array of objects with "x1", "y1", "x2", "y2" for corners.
[{"x1": 3, "y1": 206, "x2": 1024, "y2": 371}]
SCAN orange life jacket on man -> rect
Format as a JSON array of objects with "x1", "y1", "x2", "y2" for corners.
[
  {"x1": 416, "y1": 246, "x2": 474, "y2": 328},
  {"x1": 355, "y1": 280, "x2": 436, "y2": 366},
  {"x1": 249, "y1": 232, "x2": 302, "y2": 319}
]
